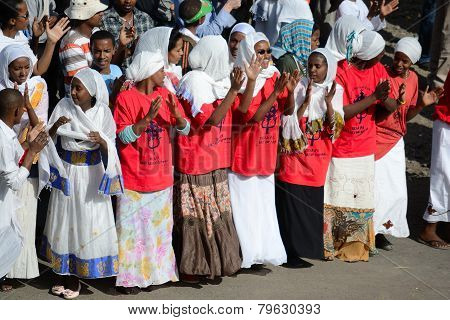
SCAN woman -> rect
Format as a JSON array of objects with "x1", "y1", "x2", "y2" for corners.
[
  {"x1": 0, "y1": 44, "x2": 48, "y2": 287},
  {"x1": 323, "y1": 31, "x2": 402, "y2": 262},
  {"x1": 113, "y1": 51, "x2": 190, "y2": 293},
  {"x1": 134, "y1": 27, "x2": 184, "y2": 93},
  {"x1": 276, "y1": 48, "x2": 344, "y2": 265},
  {"x1": 273, "y1": 20, "x2": 320, "y2": 76},
  {"x1": 325, "y1": 15, "x2": 366, "y2": 62},
  {"x1": 43, "y1": 68, "x2": 122, "y2": 299},
  {"x1": 173, "y1": 35, "x2": 243, "y2": 282},
  {"x1": 374, "y1": 37, "x2": 442, "y2": 249},
  {"x1": 228, "y1": 23, "x2": 255, "y2": 67},
  {"x1": 229, "y1": 32, "x2": 298, "y2": 268}
]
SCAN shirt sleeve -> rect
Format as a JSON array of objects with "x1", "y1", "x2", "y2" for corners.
[
  {"x1": 113, "y1": 93, "x2": 135, "y2": 134},
  {"x1": 196, "y1": 9, "x2": 236, "y2": 37},
  {"x1": 370, "y1": 15, "x2": 386, "y2": 31},
  {"x1": 0, "y1": 143, "x2": 29, "y2": 192},
  {"x1": 59, "y1": 44, "x2": 90, "y2": 77}
]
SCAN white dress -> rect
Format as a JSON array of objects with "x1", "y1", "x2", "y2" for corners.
[
  {"x1": 228, "y1": 172, "x2": 287, "y2": 268},
  {"x1": 43, "y1": 99, "x2": 119, "y2": 279},
  {"x1": 423, "y1": 120, "x2": 450, "y2": 223},
  {"x1": 374, "y1": 138, "x2": 409, "y2": 237}
]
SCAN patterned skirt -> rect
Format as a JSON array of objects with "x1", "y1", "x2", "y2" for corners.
[
  {"x1": 173, "y1": 169, "x2": 242, "y2": 278},
  {"x1": 115, "y1": 187, "x2": 179, "y2": 288},
  {"x1": 323, "y1": 155, "x2": 376, "y2": 262}
]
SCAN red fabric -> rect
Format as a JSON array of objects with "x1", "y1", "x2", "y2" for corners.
[
  {"x1": 434, "y1": 71, "x2": 450, "y2": 124},
  {"x1": 114, "y1": 87, "x2": 184, "y2": 192},
  {"x1": 332, "y1": 60, "x2": 390, "y2": 158},
  {"x1": 174, "y1": 98, "x2": 234, "y2": 175},
  {"x1": 277, "y1": 117, "x2": 333, "y2": 187},
  {"x1": 231, "y1": 74, "x2": 288, "y2": 176},
  {"x1": 375, "y1": 69, "x2": 419, "y2": 160}
]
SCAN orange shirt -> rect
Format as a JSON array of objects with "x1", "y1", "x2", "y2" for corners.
[
  {"x1": 333, "y1": 60, "x2": 390, "y2": 158},
  {"x1": 114, "y1": 87, "x2": 184, "y2": 192},
  {"x1": 231, "y1": 75, "x2": 288, "y2": 176},
  {"x1": 175, "y1": 99, "x2": 234, "y2": 175}
]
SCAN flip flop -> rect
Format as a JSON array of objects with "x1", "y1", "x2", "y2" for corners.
[
  {"x1": 51, "y1": 285, "x2": 65, "y2": 296},
  {"x1": 62, "y1": 283, "x2": 81, "y2": 300},
  {"x1": 0, "y1": 284, "x2": 13, "y2": 292},
  {"x1": 417, "y1": 237, "x2": 450, "y2": 250}
]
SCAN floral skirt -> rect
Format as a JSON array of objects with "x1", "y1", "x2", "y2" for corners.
[
  {"x1": 323, "y1": 155, "x2": 376, "y2": 262},
  {"x1": 115, "y1": 187, "x2": 178, "y2": 288},
  {"x1": 173, "y1": 169, "x2": 242, "y2": 278}
]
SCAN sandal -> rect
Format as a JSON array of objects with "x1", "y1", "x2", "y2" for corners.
[
  {"x1": 51, "y1": 285, "x2": 65, "y2": 296},
  {"x1": 418, "y1": 237, "x2": 449, "y2": 250},
  {"x1": 62, "y1": 283, "x2": 81, "y2": 300},
  {"x1": 0, "y1": 284, "x2": 13, "y2": 292}
]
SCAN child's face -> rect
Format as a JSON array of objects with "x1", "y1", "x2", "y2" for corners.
[
  {"x1": 308, "y1": 53, "x2": 327, "y2": 84},
  {"x1": 168, "y1": 37, "x2": 184, "y2": 65},
  {"x1": 392, "y1": 51, "x2": 412, "y2": 76},
  {"x1": 92, "y1": 39, "x2": 115, "y2": 70},
  {"x1": 311, "y1": 29, "x2": 320, "y2": 51},
  {"x1": 8, "y1": 57, "x2": 30, "y2": 85},
  {"x1": 150, "y1": 67, "x2": 166, "y2": 87},
  {"x1": 254, "y1": 40, "x2": 272, "y2": 69},
  {"x1": 229, "y1": 32, "x2": 245, "y2": 59},
  {"x1": 71, "y1": 77, "x2": 92, "y2": 108}
]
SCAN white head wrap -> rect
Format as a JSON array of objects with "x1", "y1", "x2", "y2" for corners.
[
  {"x1": 0, "y1": 44, "x2": 34, "y2": 90},
  {"x1": 395, "y1": 37, "x2": 422, "y2": 64},
  {"x1": 177, "y1": 35, "x2": 231, "y2": 117},
  {"x1": 355, "y1": 31, "x2": 385, "y2": 61},
  {"x1": 325, "y1": 15, "x2": 366, "y2": 61},
  {"x1": 229, "y1": 23, "x2": 256, "y2": 40},
  {"x1": 235, "y1": 32, "x2": 279, "y2": 97},
  {"x1": 126, "y1": 51, "x2": 165, "y2": 83}
]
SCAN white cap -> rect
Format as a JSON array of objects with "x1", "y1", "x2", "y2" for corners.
[{"x1": 64, "y1": 0, "x2": 108, "y2": 20}]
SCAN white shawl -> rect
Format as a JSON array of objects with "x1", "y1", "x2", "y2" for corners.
[{"x1": 177, "y1": 35, "x2": 231, "y2": 117}]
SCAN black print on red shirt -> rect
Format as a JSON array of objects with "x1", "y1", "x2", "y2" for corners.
[
  {"x1": 306, "y1": 131, "x2": 321, "y2": 146},
  {"x1": 261, "y1": 106, "x2": 277, "y2": 134},
  {"x1": 146, "y1": 121, "x2": 163, "y2": 151}
]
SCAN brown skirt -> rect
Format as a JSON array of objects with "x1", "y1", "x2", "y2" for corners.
[{"x1": 173, "y1": 169, "x2": 242, "y2": 278}]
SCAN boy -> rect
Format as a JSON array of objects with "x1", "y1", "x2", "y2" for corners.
[
  {"x1": 0, "y1": 88, "x2": 48, "y2": 291},
  {"x1": 90, "y1": 30, "x2": 123, "y2": 98}
]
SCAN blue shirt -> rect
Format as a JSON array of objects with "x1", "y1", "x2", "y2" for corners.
[{"x1": 101, "y1": 64, "x2": 123, "y2": 95}]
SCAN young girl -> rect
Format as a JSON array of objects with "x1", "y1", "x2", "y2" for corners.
[
  {"x1": 419, "y1": 70, "x2": 450, "y2": 249},
  {"x1": 43, "y1": 68, "x2": 123, "y2": 299},
  {"x1": 374, "y1": 37, "x2": 442, "y2": 250},
  {"x1": 276, "y1": 48, "x2": 344, "y2": 265},
  {"x1": 173, "y1": 35, "x2": 243, "y2": 282},
  {"x1": 134, "y1": 27, "x2": 184, "y2": 93},
  {"x1": 229, "y1": 32, "x2": 298, "y2": 268},
  {"x1": 0, "y1": 44, "x2": 48, "y2": 286},
  {"x1": 323, "y1": 30, "x2": 402, "y2": 262},
  {"x1": 228, "y1": 23, "x2": 255, "y2": 68},
  {"x1": 113, "y1": 51, "x2": 190, "y2": 293}
]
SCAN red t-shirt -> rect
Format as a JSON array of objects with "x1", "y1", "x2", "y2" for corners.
[
  {"x1": 332, "y1": 60, "x2": 390, "y2": 158},
  {"x1": 434, "y1": 71, "x2": 450, "y2": 125},
  {"x1": 175, "y1": 98, "x2": 233, "y2": 175},
  {"x1": 277, "y1": 117, "x2": 333, "y2": 187},
  {"x1": 231, "y1": 74, "x2": 288, "y2": 176},
  {"x1": 114, "y1": 87, "x2": 185, "y2": 192},
  {"x1": 375, "y1": 69, "x2": 418, "y2": 160}
]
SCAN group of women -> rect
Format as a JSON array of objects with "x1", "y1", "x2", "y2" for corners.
[{"x1": 1, "y1": 13, "x2": 448, "y2": 299}]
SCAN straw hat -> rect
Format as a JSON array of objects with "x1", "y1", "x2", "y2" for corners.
[{"x1": 65, "y1": 0, "x2": 108, "y2": 20}]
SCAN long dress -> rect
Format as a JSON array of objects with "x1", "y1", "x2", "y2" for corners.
[{"x1": 42, "y1": 98, "x2": 119, "y2": 278}]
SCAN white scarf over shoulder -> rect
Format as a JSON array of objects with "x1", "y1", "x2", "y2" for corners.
[
  {"x1": 177, "y1": 35, "x2": 231, "y2": 117},
  {"x1": 47, "y1": 68, "x2": 123, "y2": 195}
]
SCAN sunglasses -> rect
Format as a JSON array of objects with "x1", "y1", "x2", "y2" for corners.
[
  {"x1": 256, "y1": 49, "x2": 272, "y2": 55},
  {"x1": 16, "y1": 12, "x2": 30, "y2": 19}
]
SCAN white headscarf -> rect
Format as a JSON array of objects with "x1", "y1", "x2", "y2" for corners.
[
  {"x1": 395, "y1": 37, "x2": 422, "y2": 64},
  {"x1": 355, "y1": 30, "x2": 385, "y2": 61},
  {"x1": 235, "y1": 32, "x2": 279, "y2": 97},
  {"x1": 325, "y1": 15, "x2": 366, "y2": 61},
  {"x1": 47, "y1": 68, "x2": 123, "y2": 195},
  {"x1": 281, "y1": 48, "x2": 344, "y2": 152},
  {"x1": 126, "y1": 51, "x2": 165, "y2": 83},
  {"x1": 229, "y1": 23, "x2": 256, "y2": 41},
  {"x1": 177, "y1": 35, "x2": 231, "y2": 117},
  {"x1": 133, "y1": 27, "x2": 182, "y2": 92}
]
